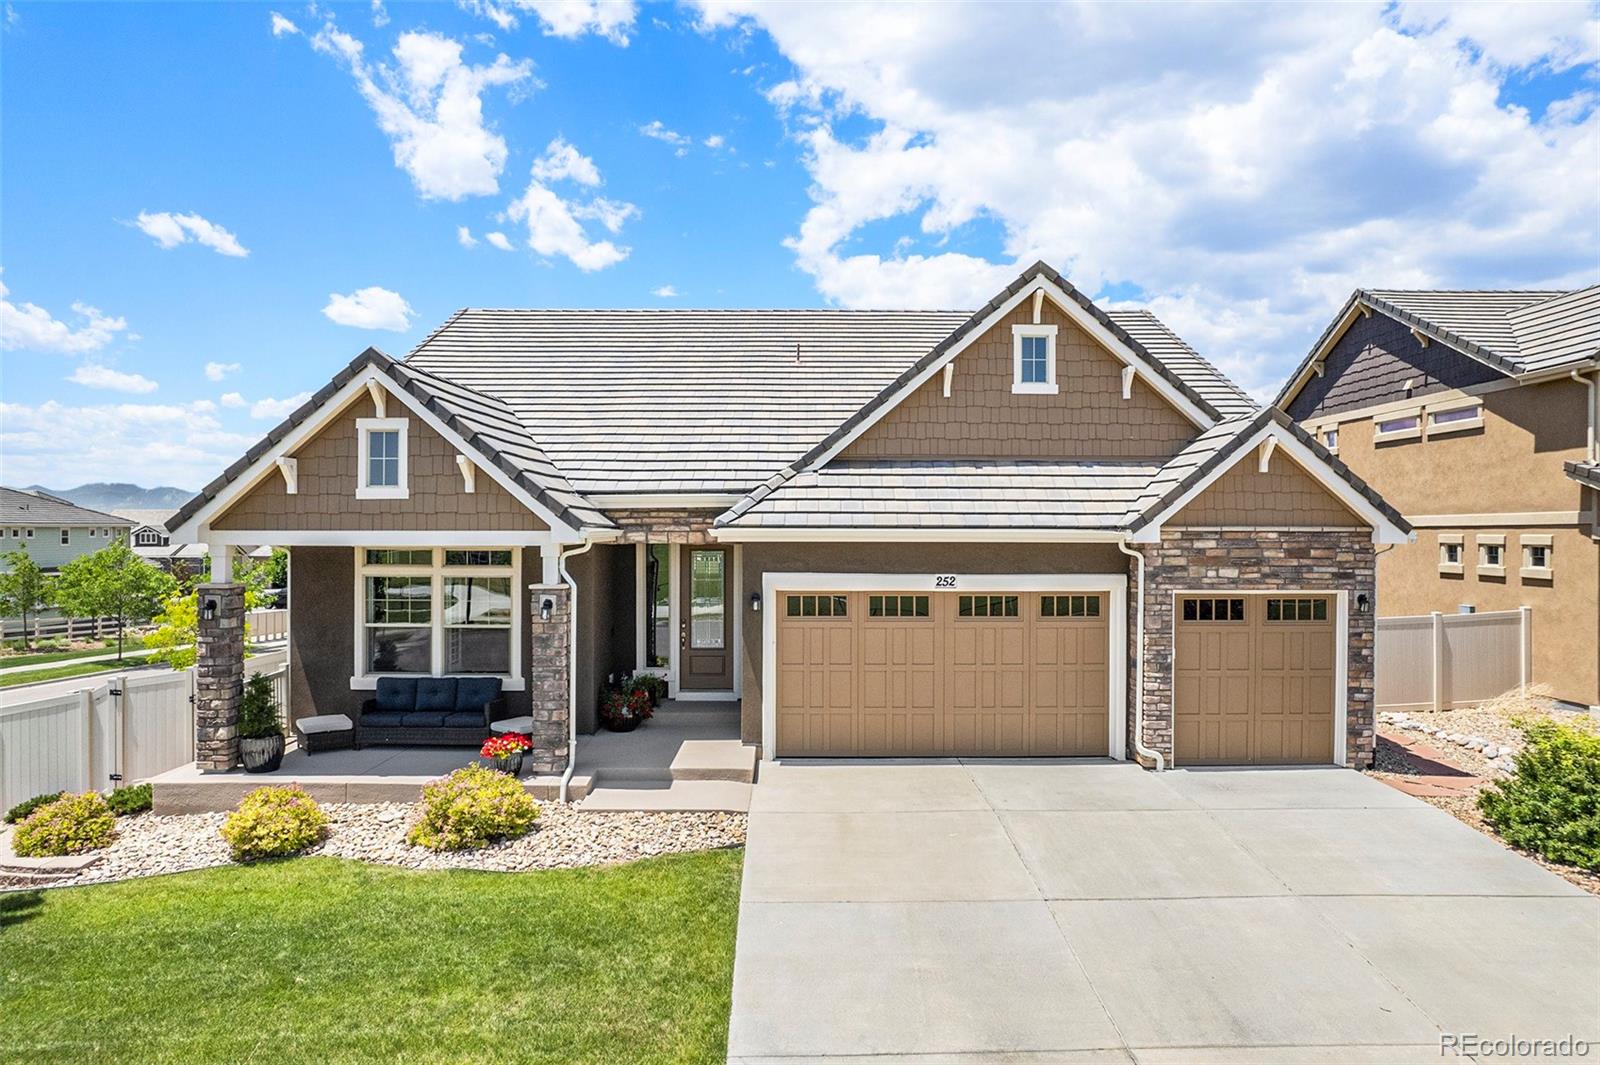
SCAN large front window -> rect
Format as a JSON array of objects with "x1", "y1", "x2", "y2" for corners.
[{"x1": 359, "y1": 548, "x2": 516, "y2": 677}]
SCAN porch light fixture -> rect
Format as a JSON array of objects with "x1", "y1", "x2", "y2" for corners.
[
  {"x1": 750, "y1": 592, "x2": 761, "y2": 613},
  {"x1": 202, "y1": 597, "x2": 219, "y2": 621},
  {"x1": 540, "y1": 597, "x2": 554, "y2": 623},
  {"x1": 1355, "y1": 593, "x2": 1370, "y2": 615}
]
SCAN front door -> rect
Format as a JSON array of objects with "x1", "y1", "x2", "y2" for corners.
[{"x1": 680, "y1": 547, "x2": 733, "y2": 690}]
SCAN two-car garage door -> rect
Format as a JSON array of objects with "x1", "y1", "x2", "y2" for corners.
[{"x1": 776, "y1": 590, "x2": 1111, "y2": 757}]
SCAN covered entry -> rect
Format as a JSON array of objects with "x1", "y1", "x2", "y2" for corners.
[
  {"x1": 772, "y1": 582, "x2": 1122, "y2": 758},
  {"x1": 1174, "y1": 593, "x2": 1340, "y2": 765}
]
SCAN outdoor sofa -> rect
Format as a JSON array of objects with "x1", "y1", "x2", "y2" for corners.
[{"x1": 356, "y1": 676, "x2": 511, "y2": 747}]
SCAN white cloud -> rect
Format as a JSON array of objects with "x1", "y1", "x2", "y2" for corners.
[
  {"x1": 322, "y1": 286, "x2": 416, "y2": 331},
  {"x1": 457, "y1": 225, "x2": 479, "y2": 247},
  {"x1": 485, "y1": 231, "x2": 516, "y2": 251},
  {"x1": 530, "y1": 137, "x2": 602, "y2": 186},
  {"x1": 370, "y1": 0, "x2": 390, "y2": 28},
  {"x1": 697, "y1": 2, "x2": 1600, "y2": 395},
  {"x1": 67, "y1": 364, "x2": 158, "y2": 394},
  {"x1": 269, "y1": 11, "x2": 299, "y2": 36},
  {"x1": 640, "y1": 119, "x2": 691, "y2": 156},
  {"x1": 310, "y1": 25, "x2": 533, "y2": 201},
  {"x1": 572, "y1": 197, "x2": 639, "y2": 234},
  {"x1": 134, "y1": 211, "x2": 249, "y2": 257},
  {"x1": 204, "y1": 361, "x2": 241, "y2": 381},
  {"x1": 0, "y1": 277, "x2": 129, "y2": 355},
  {"x1": 652, "y1": 285, "x2": 678, "y2": 298},
  {"x1": 0, "y1": 399, "x2": 258, "y2": 490},
  {"x1": 250, "y1": 392, "x2": 314, "y2": 420},
  {"x1": 459, "y1": 0, "x2": 637, "y2": 43},
  {"x1": 220, "y1": 392, "x2": 247, "y2": 408},
  {"x1": 703, "y1": 133, "x2": 726, "y2": 149}
]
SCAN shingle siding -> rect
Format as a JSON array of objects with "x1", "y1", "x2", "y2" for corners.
[
  {"x1": 1170, "y1": 453, "x2": 1366, "y2": 528},
  {"x1": 1287, "y1": 311, "x2": 1508, "y2": 422}
]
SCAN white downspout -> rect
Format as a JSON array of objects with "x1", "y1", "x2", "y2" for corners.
[
  {"x1": 1117, "y1": 538, "x2": 1166, "y2": 771},
  {"x1": 557, "y1": 540, "x2": 594, "y2": 803},
  {"x1": 1572, "y1": 369, "x2": 1598, "y2": 462}
]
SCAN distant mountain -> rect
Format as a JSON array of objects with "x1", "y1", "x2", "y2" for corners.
[{"x1": 25, "y1": 483, "x2": 195, "y2": 511}]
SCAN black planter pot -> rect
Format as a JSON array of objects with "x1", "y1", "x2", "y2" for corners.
[
  {"x1": 601, "y1": 715, "x2": 642, "y2": 733},
  {"x1": 240, "y1": 734, "x2": 286, "y2": 773}
]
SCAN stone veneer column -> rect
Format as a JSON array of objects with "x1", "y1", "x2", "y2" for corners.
[
  {"x1": 195, "y1": 582, "x2": 246, "y2": 772},
  {"x1": 525, "y1": 584, "x2": 571, "y2": 774}
]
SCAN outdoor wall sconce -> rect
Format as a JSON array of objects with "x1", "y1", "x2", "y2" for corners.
[
  {"x1": 1355, "y1": 593, "x2": 1371, "y2": 614},
  {"x1": 540, "y1": 598, "x2": 554, "y2": 622},
  {"x1": 201, "y1": 597, "x2": 219, "y2": 622},
  {"x1": 750, "y1": 592, "x2": 762, "y2": 613}
]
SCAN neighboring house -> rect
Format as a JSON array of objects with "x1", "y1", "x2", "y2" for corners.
[
  {"x1": 168, "y1": 262, "x2": 1409, "y2": 771},
  {"x1": 115, "y1": 508, "x2": 211, "y2": 572},
  {"x1": 0, "y1": 487, "x2": 133, "y2": 573},
  {"x1": 1276, "y1": 286, "x2": 1600, "y2": 710}
]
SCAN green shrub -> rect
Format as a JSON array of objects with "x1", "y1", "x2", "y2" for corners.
[
  {"x1": 238, "y1": 672, "x2": 284, "y2": 740},
  {"x1": 107, "y1": 783, "x2": 153, "y2": 817},
  {"x1": 408, "y1": 764, "x2": 539, "y2": 852},
  {"x1": 12, "y1": 792, "x2": 116, "y2": 857},
  {"x1": 5, "y1": 791, "x2": 63, "y2": 824},
  {"x1": 219, "y1": 786, "x2": 328, "y2": 862},
  {"x1": 1478, "y1": 718, "x2": 1600, "y2": 871}
]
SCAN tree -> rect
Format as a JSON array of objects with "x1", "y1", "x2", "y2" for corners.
[
  {"x1": 52, "y1": 541, "x2": 176, "y2": 660},
  {"x1": 0, "y1": 551, "x2": 53, "y2": 650},
  {"x1": 147, "y1": 550, "x2": 276, "y2": 670}
]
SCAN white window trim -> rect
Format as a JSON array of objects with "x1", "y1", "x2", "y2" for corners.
[
  {"x1": 1424, "y1": 397, "x2": 1484, "y2": 437},
  {"x1": 350, "y1": 546, "x2": 524, "y2": 690},
  {"x1": 25, "y1": 528, "x2": 33, "y2": 539},
  {"x1": 356, "y1": 417, "x2": 410, "y2": 500},
  {"x1": 1438, "y1": 537, "x2": 1463, "y2": 575},
  {"x1": 1373, "y1": 409, "x2": 1423, "y2": 443},
  {"x1": 60, "y1": 529, "x2": 70, "y2": 545},
  {"x1": 1521, "y1": 533, "x2": 1553, "y2": 579},
  {"x1": 1477, "y1": 534, "x2": 1506, "y2": 576},
  {"x1": 1011, "y1": 324, "x2": 1060, "y2": 395}
]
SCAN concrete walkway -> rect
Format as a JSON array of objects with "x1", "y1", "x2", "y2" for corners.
[{"x1": 729, "y1": 760, "x2": 1600, "y2": 1063}]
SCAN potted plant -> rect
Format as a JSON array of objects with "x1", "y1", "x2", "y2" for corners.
[
  {"x1": 480, "y1": 733, "x2": 532, "y2": 775},
  {"x1": 599, "y1": 686, "x2": 652, "y2": 732},
  {"x1": 627, "y1": 673, "x2": 668, "y2": 709},
  {"x1": 238, "y1": 672, "x2": 286, "y2": 773}
]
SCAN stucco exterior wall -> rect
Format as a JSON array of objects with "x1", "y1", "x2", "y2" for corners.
[
  {"x1": 737, "y1": 541, "x2": 1128, "y2": 744},
  {"x1": 1171, "y1": 453, "x2": 1365, "y2": 528},
  {"x1": 841, "y1": 297, "x2": 1197, "y2": 461},
  {"x1": 1130, "y1": 530, "x2": 1378, "y2": 769},
  {"x1": 214, "y1": 393, "x2": 547, "y2": 532},
  {"x1": 565, "y1": 543, "x2": 637, "y2": 734}
]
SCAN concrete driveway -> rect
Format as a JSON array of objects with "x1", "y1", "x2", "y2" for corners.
[{"x1": 729, "y1": 760, "x2": 1599, "y2": 1064}]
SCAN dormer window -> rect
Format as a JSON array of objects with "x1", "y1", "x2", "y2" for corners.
[
  {"x1": 356, "y1": 418, "x2": 409, "y2": 500},
  {"x1": 1011, "y1": 324, "x2": 1059, "y2": 395}
]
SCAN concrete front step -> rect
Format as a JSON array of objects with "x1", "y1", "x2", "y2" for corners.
[{"x1": 580, "y1": 779, "x2": 753, "y2": 813}]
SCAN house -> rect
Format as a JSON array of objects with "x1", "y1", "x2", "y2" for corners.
[
  {"x1": 1276, "y1": 285, "x2": 1600, "y2": 710},
  {"x1": 166, "y1": 262, "x2": 1410, "y2": 775},
  {"x1": 115, "y1": 508, "x2": 213, "y2": 573},
  {"x1": 0, "y1": 487, "x2": 133, "y2": 573}
]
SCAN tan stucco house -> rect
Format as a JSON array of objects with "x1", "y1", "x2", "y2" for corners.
[
  {"x1": 168, "y1": 262, "x2": 1410, "y2": 778},
  {"x1": 1277, "y1": 286, "x2": 1600, "y2": 710}
]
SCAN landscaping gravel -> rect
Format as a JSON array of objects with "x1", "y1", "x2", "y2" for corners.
[
  {"x1": 1377, "y1": 689, "x2": 1596, "y2": 776},
  {"x1": 2, "y1": 800, "x2": 746, "y2": 890}
]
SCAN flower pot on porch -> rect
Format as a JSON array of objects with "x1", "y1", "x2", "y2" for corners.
[
  {"x1": 601, "y1": 715, "x2": 642, "y2": 733},
  {"x1": 486, "y1": 752, "x2": 524, "y2": 776},
  {"x1": 240, "y1": 734, "x2": 286, "y2": 773}
]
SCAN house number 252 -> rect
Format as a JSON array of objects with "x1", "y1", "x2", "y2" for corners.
[{"x1": 934, "y1": 575, "x2": 957, "y2": 588}]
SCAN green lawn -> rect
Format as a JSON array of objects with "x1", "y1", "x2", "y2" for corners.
[
  {"x1": 0, "y1": 850, "x2": 744, "y2": 1064},
  {"x1": 0, "y1": 658, "x2": 160, "y2": 689},
  {"x1": 0, "y1": 636, "x2": 147, "y2": 669}
]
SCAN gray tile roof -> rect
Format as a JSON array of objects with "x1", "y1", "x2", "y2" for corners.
[
  {"x1": 1564, "y1": 461, "x2": 1600, "y2": 492},
  {"x1": 716, "y1": 459, "x2": 1164, "y2": 530},
  {"x1": 405, "y1": 266, "x2": 1255, "y2": 495},
  {"x1": 0, "y1": 487, "x2": 133, "y2": 527},
  {"x1": 166, "y1": 349, "x2": 615, "y2": 537}
]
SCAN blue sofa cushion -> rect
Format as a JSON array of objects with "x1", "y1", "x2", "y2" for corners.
[
  {"x1": 401, "y1": 711, "x2": 447, "y2": 728},
  {"x1": 454, "y1": 677, "x2": 501, "y2": 712},
  {"x1": 442, "y1": 711, "x2": 487, "y2": 729},
  {"x1": 361, "y1": 711, "x2": 407, "y2": 728},
  {"x1": 415, "y1": 678, "x2": 457, "y2": 711},
  {"x1": 375, "y1": 677, "x2": 418, "y2": 712}
]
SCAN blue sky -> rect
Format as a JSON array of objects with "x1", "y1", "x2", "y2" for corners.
[{"x1": 2, "y1": 1, "x2": 1596, "y2": 490}]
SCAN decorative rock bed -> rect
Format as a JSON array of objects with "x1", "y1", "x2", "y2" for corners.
[
  {"x1": 0, "y1": 801, "x2": 746, "y2": 890},
  {"x1": 1378, "y1": 711, "x2": 1521, "y2": 775}
]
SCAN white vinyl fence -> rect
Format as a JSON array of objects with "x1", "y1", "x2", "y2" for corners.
[
  {"x1": 0, "y1": 649, "x2": 287, "y2": 812},
  {"x1": 2, "y1": 614, "x2": 125, "y2": 642},
  {"x1": 1375, "y1": 607, "x2": 1531, "y2": 712},
  {"x1": 246, "y1": 607, "x2": 289, "y2": 642}
]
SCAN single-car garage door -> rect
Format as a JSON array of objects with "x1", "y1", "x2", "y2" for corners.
[
  {"x1": 776, "y1": 590, "x2": 1110, "y2": 757},
  {"x1": 1174, "y1": 594, "x2": 1336, "y2": 765}
]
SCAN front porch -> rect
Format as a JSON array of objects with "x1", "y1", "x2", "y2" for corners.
[{"x1": 150, "y1": 701, "x2": 755, "y2": 814}]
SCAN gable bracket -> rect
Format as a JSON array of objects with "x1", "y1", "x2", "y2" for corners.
[
  {"x1": 455, "y1": 454, "x2": 477, "y2": 494},
  {"x1": 1031, "y1": 289, "x2": 1044, "y2": 324},
  {"x1": 942, "y1": 362, "x2": 954, "y2": 398},
  {"x1": 1121, "y1": 365, "x2": 1136, "y2": 400},
  {"x1": 366, "y1": 379, "x2": 387, "y2": 417},
  {"x1": 1257, "y1": 436, "x2": 1277, "y2": 474},
  {"x1": 276, "y1": 457, "x2": 298, "y2": 495},
  {"x1": 1410, "y1": 327, "x2": 1430, "y2": 348}
]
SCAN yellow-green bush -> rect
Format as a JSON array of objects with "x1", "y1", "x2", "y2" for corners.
[
  {"x1": 408, "y1": 764, "x2": 539, "y2": 851},
  {"x1": 1479, "y1": 718, "x2": 1600, "y2": 871},
  {"x1": 219, "y1": 786, "x2": 328, "y2": 862},
  {"x1": 12, "y1": 792, "x2": 115, "y2": 857}
]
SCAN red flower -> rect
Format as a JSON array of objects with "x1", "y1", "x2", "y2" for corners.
[{"x1": 480, "y1": 733, "x2": 532, "y2": 758}]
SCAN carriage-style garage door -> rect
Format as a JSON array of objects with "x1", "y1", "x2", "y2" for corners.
[
  {"x1": 775, "y1": 590, "x2": 1110, "y2": 757},
  {"x1": 1174, "y1": 594, "x2": 1337, "y2": 765}
]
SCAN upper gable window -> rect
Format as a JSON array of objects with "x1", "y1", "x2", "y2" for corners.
[
  {"x1": 1011, "y1": 324, "x2": 1059, "y2": 395},
  {"x1": 356, "y1": 417, "x2": 410, "y2": 500}
]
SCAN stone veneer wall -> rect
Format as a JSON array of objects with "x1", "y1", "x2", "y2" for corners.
[
  {"x1": 525, "y1": 584, "x2": 571, "y2": 774},
  {"x1": 195, "y1": 582, "x2": 246, "y2": 772},
  {"x1": 1130, "y1": 529, "x2": 1377, "y2": 769},
  {"x1": 610, "y1": 510, "x2": 719, "y2": 544}
]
